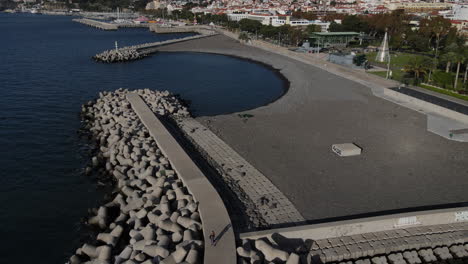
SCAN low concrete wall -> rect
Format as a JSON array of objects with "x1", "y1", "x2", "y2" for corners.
[
  {"x1": 127, "y1": 94, "x2": 237, "y2": 264},
  {"x1": 384, "y1": 88, "x2": 468, "y2": 124},
  {"x1": 241, "y1": 206, "x2": 468, "y2": 241}
]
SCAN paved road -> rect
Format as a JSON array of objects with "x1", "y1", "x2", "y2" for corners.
[{"x1": 157, "y1": 35, "x2": 468, "y2": 222}]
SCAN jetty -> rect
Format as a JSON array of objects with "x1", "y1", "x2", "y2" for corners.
[
  {"x1": 149, "y1": 25, "x2": 215, "y2": 35},
  {"x1": 93, "y1": 30, "x2": 217, "y2": 63},
  {"x1": 72, "y1": 18, "x2": 118, "y2": 31}
]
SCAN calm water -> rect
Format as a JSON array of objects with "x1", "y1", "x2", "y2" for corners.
[{"x1": 0, "y1": 14, "x2": 284, "y2": 263}]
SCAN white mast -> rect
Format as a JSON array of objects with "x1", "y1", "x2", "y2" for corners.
[{"x1": 376, "y1": 31, "x2": 389, "y2": 63}]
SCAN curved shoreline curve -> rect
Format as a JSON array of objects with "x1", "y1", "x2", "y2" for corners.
[
  {"x1": 156, "y1": 34, "x2": 468, "y2": 223},
  {"x1": 155, "y1": 51, "x2": 291, "y2": 117}
]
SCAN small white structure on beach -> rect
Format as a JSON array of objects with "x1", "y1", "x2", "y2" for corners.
[{"x1": 332, "y1": 143, "x2": 362, "y2": 157}]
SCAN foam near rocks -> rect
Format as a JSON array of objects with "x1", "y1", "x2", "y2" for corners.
[{"x1": 69, "y1": 88, "x2": 200, "y2": 264}]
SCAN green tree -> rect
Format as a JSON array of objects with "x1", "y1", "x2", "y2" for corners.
[
  {"x1": 440, "y1": 43, "x2": 460, "y2": 72},
  {"x1": 259, "y1": 25, "x2": 279, "y2": 39},
  {"x1": 238, "y1": 32, "x2": 250, "y2": 42},
  {"x1": 406, "y1": 32, "x2": 430, "y2": 52},
  {"x1": 329, "y1": 21, "x2": 344, "y2": 32},
  {"x1": 453, "y1": 47, "x2": 467, "y2": 90},
  {"x1": 341, "y1": 15, "x2": 369, "y2": 32},
  {"x1": 239, "y1": 19, "x2": 262, "y2": 34},
  {"x1": 403, "y1": 57, "x2": 432, "y2": 82},
  {"x1": 419, "y1": 16, "x2": 453, "y2": 82},
  {"x1": 306, "y1": 24, "x2": 321, "y2": 35},
  {"x1": 353, "y1": 54, "x2": 367, "y2": 66}
]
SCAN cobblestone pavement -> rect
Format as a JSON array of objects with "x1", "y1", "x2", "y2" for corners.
[
  {"x1": 311, "y1": 222, "x2": 468, "y2": 263},
  {"x1": 176, "y1": 118, "x2": 305, "y2": 227}
]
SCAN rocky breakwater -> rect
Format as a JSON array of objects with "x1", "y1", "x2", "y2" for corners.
[
  {"x1": 70, "y1": 89, "x2": 201, "y2": 264},
  {"x1": 93, "y1": 34, "x2": 216, "y2": 63},
  {"x1": 237, "y1": 235, "x2": 309, "y2": 264},
  {"x1": 93, "y1": 48, "x2": 144, "y2": 63}
]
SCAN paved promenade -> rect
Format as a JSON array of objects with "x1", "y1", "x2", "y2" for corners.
[
  {"x1": 177, "y1": 118, "x2": 305, "y2": 227},
  {"x1": 127, "y1": 93, "x2": 236, "y2": 264},
  {"x1": 157, "y1": 35, "x2": 468, "y2": 222},
  {"x1": 263, "y1": 221, "x2": 468, "y2": 263}
]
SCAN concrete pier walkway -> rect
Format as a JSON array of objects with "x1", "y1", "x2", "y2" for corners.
[
  {"x1": 72, "y1": 18, "x2": 118, "y2": 30},
  {"x1": 126, "y1": 93, "x2": 236, "y2": 264}
]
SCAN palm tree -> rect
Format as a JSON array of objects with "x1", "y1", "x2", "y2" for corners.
[
  {"x1": 440, "y1": 43, "x2": 460, "y2": 73},
  {"x1": 238, "y1": 32, "x2": 250, "y2": 42},
  {"x1": 462, "y1": 47, "x2": 468, "y2": 87},
  {"x1": 403, "y1": 57, "x2": 431, "y2": 83},
  {"x1": 454, "y1": 47, "x2": 467, "y2": 90},
  {"x1": 440, "y1": 51, "x2": 458, "y2": 73}
]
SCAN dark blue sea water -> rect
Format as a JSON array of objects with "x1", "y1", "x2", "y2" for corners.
[{"x1": 0, "y1": 14, "x2": 284, "y2": 263}]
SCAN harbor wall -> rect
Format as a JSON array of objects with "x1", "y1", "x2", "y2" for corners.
[{"x1": 72, "y1": 18, "x2": 118, "y2": 30}]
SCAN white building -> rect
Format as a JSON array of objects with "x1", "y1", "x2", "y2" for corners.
[
  {"x1": 444, "y1": 4, "x2": 468, "y2": 21},
  {"x1": 309, "y1": 20, "x2": 331, "y2": 32}
]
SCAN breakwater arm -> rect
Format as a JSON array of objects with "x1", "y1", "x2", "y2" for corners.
[
  {"x1": 72, "y1": 18, "x2": 118, "y2": 31},
  {"x1": 127, "y1": 93, "x2": 236, "y2": 264},
  {"x1": 71, "y1": 89, "x2": 208, "y2": 264},
  {"x1": 93, "y1": 33, "x2": 217, "y2": 63},
  {"x1": 150, "y1": 25, "x2": 216, "y2": 35}
]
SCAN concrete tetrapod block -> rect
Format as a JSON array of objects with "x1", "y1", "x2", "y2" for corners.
[
  {"x1": 143, "y1": 245, "x2": 170, "y2": 258},
  {"x1": 388, "y1": 253, "x2": 406, "y2": 264},
  {"x1": 402, "y1": 250, "x2": 421, "y2": 264},
  {"x1": 449, "y1": 244, "x2": 468, "y2": 258},
  {"x1": 185, "y1": 247, "x2": 200, "y2": 264},
  {"x1": 286, "y1": 252, "x2": 300, "y2": 264},
  {"x1": 98, "y1": 245, "x2": 112, "y2": 261},
  {"x1": 418, "y1": 249, "x2": 437, "y2": 262},
  {"x1": 81, "y1": 244, "x2": 100, "y2": 259},
  {"x1": 332, "y1": 143, "x2": 362, "y2": 157},
  {"x1": 255, "y1": 239, "x2": 289, "y2": 262}
]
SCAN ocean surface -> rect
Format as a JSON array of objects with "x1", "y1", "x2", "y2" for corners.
[{"x1": 0, "y1": 13, "x2": 284, "y2": 263}]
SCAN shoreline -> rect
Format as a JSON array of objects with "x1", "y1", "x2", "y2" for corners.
[{"x1": 156, "y1": 51, "x2": 291, "y2": 117}]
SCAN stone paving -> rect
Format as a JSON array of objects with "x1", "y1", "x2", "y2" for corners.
[
  {"x1": 176, "y1": 118, "x2": 305, "y2": 227},
  {"x1": 311, "y1": 222, "x2": 468, "y2": 263}
]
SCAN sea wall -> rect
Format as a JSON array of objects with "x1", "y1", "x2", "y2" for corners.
[
  {"x1": 70, "y1": 89, "x2": 203, "y2": 264},
  {"x1": 72, "y1": 18, "x2": 118, "y2": 31}
]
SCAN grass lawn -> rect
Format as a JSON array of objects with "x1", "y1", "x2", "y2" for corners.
[
  {"x1": 419, "y1": 84, "x2": 468, "y2": 101},
  {"x1": 367, "y1": 51, "x2": 429, "y2": 68},
  {"x1": 370, "y1": 71, "x2": 468, "y2": 102}
]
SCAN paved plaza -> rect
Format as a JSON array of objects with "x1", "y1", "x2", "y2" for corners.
[{"x1": 158, "y1": 35, "x2": 468, "y2": 222}]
